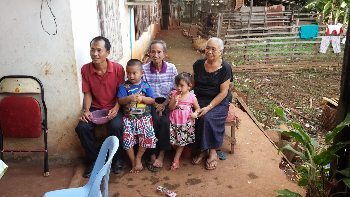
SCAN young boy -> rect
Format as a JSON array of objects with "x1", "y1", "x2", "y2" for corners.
[{"x1": 117, "y1": 59, "x2": 157, "y2": 173}]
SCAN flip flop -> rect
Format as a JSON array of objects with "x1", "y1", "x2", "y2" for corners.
[
  {"x1": 146, "y1": 162, "x2": 160, "y2": 172},
  {"x1": 216, "y1": 150, "x2": 227, "y2": 160},
  {"x1": 205, "y1": 158, "x2": 217, "y2": 170}
]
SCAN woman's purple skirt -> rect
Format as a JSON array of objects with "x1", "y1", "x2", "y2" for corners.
[{"x1": 195, "y1": 104, "x2": 229, "y2": 151}]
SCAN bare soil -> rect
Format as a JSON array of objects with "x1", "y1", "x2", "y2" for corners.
[{"x1": 234, "y1": 67, "x2": 342, "y2": 141}]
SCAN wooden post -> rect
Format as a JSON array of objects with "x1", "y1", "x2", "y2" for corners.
[
  {"x1": 239, "y1": 11, "x2": 243, "y2": 30},
  {"x1": 290, "y1": 9, "x2": 294, "y2": 28},
  {"x1": 244, "y1": 45, "x2": 247, "y2": 64},
  {"x1": 247, "y1": 0, "x2": 253, "y2": 36},
  {"x1": 217, "y1": 13, "x2": 223, "y2": 37},
  {"x1": 265, "y1": 39, "x2": 269, "y2": 64},
  {"x1": 264, "y1": 7, "x2": 267, "y2": 28}
]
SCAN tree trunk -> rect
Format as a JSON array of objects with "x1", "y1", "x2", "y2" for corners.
[{"x1": 330, "y1": 19, "x2": 350, "y2": 196}]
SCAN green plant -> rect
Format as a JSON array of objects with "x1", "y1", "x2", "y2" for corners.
[
  {"x1": 274, "y1": 108, "x2": 350, "y2": 197},
  {"x1": 305, "y1": 0, "x2": 350, "y2": 23}
]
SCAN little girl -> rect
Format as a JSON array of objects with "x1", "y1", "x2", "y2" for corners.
[{"x1": 168, "y1": 72, "x2": 200, "y2": 170}]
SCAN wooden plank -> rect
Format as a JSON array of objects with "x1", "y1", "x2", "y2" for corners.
[
  {"x1": 237, "y1": 59, "x2": 343, "y2": 67},
  {"x1": 225, "y1": 36, "x2": 323, "y2": 42},
  {"x1": 226, "y1": 45, "x2": 346, "y2": 54},
  {"x1": 286, "y1": 13, "x2": 317, "y2": 16},
  {"x1": 235, "y1": 11, "x2": 293, "y2": 15},
  {"x1": 231, "y1": 55, "x2": 342, "y2": 63},
  {"x1": 232, "y1": 63, "x2": 341, "y2": 72},
  {"x1": 226, "y1": 25, "x2": 326, "y2": 32},
  {"x1": 226, "y1": 32, "x2": 298, "y2": 38},
  {"x1": 233, "y1": 64, "x2": 338, "y2": 71},
  {"x1": 233, "y1": 61, "x2": 338, "y2": 70},
  {"x1": 227, "y1": 40, "x2": 320, "y2": 47},
  {"x1": 226, "y1": 50, "x2": 317, "y2": 56},
  {"x1": 240, "y1": 54, "x2": 342, "y2": 61}
]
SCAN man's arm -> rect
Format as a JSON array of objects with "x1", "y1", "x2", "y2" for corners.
[
  {"x1": 81, "y1": 92, "x2": 93, "y2": 122},
  {"x1": 107, "y1": 100, "x2": 120, "y2": 120}
]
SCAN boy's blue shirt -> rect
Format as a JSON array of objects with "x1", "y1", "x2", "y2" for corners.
[
  {"x1": 117, "y1": 80, "x2": 154, "y2": 117},
  {"x1": 117, "y1": 80, "x2": 154, "y2": 98}
]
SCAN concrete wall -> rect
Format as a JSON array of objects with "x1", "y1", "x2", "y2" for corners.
[
  {"x1": 0, "y1": 0, "x2": 81, "y2": 162},
  {"x1": 0, "y1": 0, "x2": 160, "y2": 162}
]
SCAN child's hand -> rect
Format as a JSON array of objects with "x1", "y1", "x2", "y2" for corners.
[
  {"x1": 130, "y1": 94, "x2": 137, "y2": 102},
  {"x1": 191, "y1": 111, "x2": 198, "y2": 119},
  {"x1": 135, "y1": 94, "x2": 143, "y2": 103},
  {"x1": 175, "y1": 94, "x2": 180, "y2": 105}
]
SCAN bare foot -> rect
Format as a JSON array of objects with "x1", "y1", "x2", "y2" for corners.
[
  {"x1": 150, "y1": 154, "x2": 156, "y2": 163},
  {"x1": 133, "y1": 158, "x2": 143, "y2": 173},
  {"x1": 170, "y1": 160, "x2": 180, "y2": 170},
  {"x1": 134, "y1": 165, "x2": 143, "y2": 172},
  {"x1": 130, "y1": 165, "x2": 143, "y2": 173},
  {"x1": 153, "y1": 159, "x2": 163, "y2": 168},
  {"x1": 192, "y1": 152, "x2": 207, "y2": 165}
]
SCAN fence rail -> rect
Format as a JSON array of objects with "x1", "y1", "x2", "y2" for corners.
[{"x1": 224, "y1": 25, "x2": 345, "y2": 68}]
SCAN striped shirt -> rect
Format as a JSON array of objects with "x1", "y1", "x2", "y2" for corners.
[{"x1": 143, "y1": 61, "x2": 178, "y2": 98}]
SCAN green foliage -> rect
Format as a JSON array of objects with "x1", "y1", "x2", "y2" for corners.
[
  {"x1": 325, "y1": 112, "x2": 350, "y2": 143},
  {"x1": 277, "y1": 189, "x2": 302, "y2": 197},
  {"x1": 305, "y1": 0, "x2": 350, "y2": 23},
  {"x1": 274, "y1": 108, "x2": 350, "y2": 196}
]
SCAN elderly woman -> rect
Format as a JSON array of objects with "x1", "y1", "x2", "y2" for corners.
[
  {"x1": 192, "y1": 37, "x2": 233, "y2": 170},
  {"x1": 143, "y1": 40, "x2": 178, "y2": 171}
]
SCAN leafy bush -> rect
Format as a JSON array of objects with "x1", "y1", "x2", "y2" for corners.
[{"x1": 274, "y1": 108, "x2": 350, "y2": 197}]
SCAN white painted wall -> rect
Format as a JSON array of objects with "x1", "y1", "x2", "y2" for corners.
[
  {"x1": 0, "y1": 0, "x2": 82, "y2": 162},
  {"x1": 116, "y1": 0, "x2": 132, "y2": 66},
  {"x1": 70, "y1": 0, "x2": 100, "y2": 72},
  {"x1": 0, "y1": 0, "x2": 160, "y2": 162}
]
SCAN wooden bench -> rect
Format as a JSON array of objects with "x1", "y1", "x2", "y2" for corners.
[
  {"x1": 224, "y1": 90, "x2": 242, "y2": 154},
  {"x1": 225, "y1": 118, "x2": 237, "y2": 154}
]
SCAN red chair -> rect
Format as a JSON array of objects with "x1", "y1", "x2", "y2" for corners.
[{"x1": 0, "y1": 75, "x2": 49, "y2": 176}]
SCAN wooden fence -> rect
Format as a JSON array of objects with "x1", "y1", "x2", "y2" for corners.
[
  {"x1": 224, "y1": 9, "x2": 317, "y2": 28},
  {"x1": 224, "y1": 25, "x2": 345, "y2": 71},
  {"x1": 197, "y1": 11, "x2": 222, "y2": 38}
]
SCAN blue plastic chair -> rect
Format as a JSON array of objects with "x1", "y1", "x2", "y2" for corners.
[{"x1": 44, "y1": 136, "x2": 119, "y2": 197}]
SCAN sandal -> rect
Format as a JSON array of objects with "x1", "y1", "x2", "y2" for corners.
[
  {"x1": 170, "y1": 161, "x2": 180, "y2": 170},
  {"x1": 216, "y1": 150, "x2": 227, "y2": 160},
  {"x1": 205, "y1": 158, "x2": 218, "y2": 170},
  {"x1": 146, "y1": 162, "x2": 160, "y2": 173},
  {"x1": 130, "y1": 167, "x2": 143, "y2": 173}
]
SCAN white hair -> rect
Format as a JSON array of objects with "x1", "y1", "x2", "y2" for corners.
[{"x1": 207, "y1": 37, "x2": 224, "y2": 51}]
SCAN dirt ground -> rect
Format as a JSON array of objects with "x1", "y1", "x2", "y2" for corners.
[
  {"x1": 0, "y1": 28, "x2": 304, "y2": 196},
  {"x1": 234, "y1": 67, "x2": 342, "y2": 148}
]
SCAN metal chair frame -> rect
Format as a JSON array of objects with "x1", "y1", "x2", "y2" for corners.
[{"x1": 0, "y1": 75, "x2": 49, "y2": 176}]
